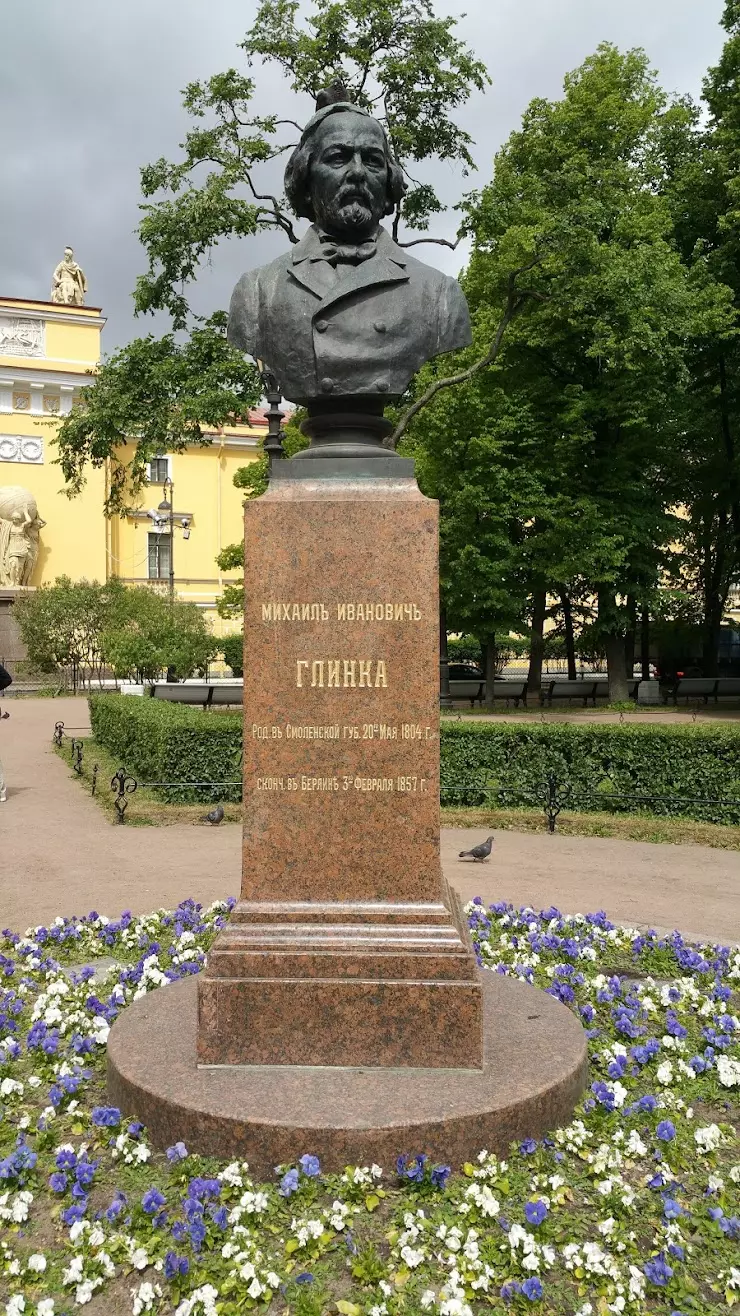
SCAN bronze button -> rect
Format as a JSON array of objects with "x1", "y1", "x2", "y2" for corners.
[
  {"x1": 374, "y1": 321, "x2": 387, "y2": 333},
  {"x1": 315, "y1": 319, "x2": 329, "y2": 333},
  {"x1": 320, "y1": 377, "x2": 335, "y2": 393}
]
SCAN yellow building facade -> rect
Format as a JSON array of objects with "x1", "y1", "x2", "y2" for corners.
[{"x1": 0, "y1": 293, "x2": 261, "y2": 665}]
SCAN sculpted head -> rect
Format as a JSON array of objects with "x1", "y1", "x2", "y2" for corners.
[
  {"x1": 285, "y1": 103, "x2": 406, "y2": 241},
  {"x1": 64, "y1": 246, "x2": 74, "y2": 264}
]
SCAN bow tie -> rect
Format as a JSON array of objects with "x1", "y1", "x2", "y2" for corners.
[{"x1": 311, "y1": 237, "x2": 378, "y2": 267}]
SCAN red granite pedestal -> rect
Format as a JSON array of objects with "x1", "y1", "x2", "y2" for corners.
[{"x1": 108, "y1": 469, "x2": 588, "y2": 1166}]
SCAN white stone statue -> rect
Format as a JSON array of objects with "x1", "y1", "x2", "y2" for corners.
[
  {"x1": 51, "y1": 247, "x2": 87, "y2": 306},
  {"x1": 0, "y1": 486, "x2": 45, "y2": 587}
]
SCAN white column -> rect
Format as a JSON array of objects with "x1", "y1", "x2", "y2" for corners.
[
  {"x1": 29, "y1": 382, "x2": 44, "y2": 415},
  {"x1": 0, "y1": 377, "x2": 13, "y2": 413},
  {"x1": 60, "y1": 384, "x2": 75, "y2": 416}
]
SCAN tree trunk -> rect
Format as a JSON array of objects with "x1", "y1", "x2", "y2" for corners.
[
  {"x1": 483, "y1": 635, "x2": 497, "y2": 710},
  {"x1": 702, "y1": 597, "x2": 723, "y2": 677},
  {"x1": 561, "y1": 592, "x2": 577, "y2": 680},
  {"x1": 439, "y1": 604, "x2": 452, "y2": 708},
  {"x1": 640, "y1": 606, "x2": 650, "y2": 681},
  {"x1": 527, "y1": 590, "x2": 547, "y2": 696},
  {"x1": 598, "y1": 590, "x2": 629, "y2": 702},
  {"x1": 624, "y1": 594, "x2": 637, "y2": 680}
]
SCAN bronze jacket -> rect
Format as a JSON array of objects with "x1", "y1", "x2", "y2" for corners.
[{"x1": 228, "y1": 225, "x2": 471, "y2": 405}]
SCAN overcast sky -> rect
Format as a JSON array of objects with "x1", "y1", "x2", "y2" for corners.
[{"x1": 0, "y1": 0, "x2": 728, "y2": 353}]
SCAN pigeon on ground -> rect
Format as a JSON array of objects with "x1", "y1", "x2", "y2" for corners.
[
  {"x1": 459, "y1": 835, "x2": 494, "y2": 862},
  {"x1": 201, "y1": 805, "x2": 224, "y2": 825}
]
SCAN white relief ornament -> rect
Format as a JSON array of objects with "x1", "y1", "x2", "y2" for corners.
[
  {"x1": 12, "y1": 394, "x2": 30, "y2": 411},
  {"x1": 0, "y1": 436, "x2": 44, "y2": 465},
  {"x1": 0, "y1": 316, "x2": 45, "y2": 357}
]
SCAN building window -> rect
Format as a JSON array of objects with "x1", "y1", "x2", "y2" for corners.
[
  {"x1": 148, "y1": 456, "x2": 170, "y2": 484},
  {"x1": 148, "y1": 532, "x2": 171, "y2": 580}
]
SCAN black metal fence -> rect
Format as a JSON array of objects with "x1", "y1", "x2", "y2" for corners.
[
  {"x1": 53, "y1": 723, "x2": 240, "y2": 823},
  {"x1": 53, "y1": 722, "x2": 740, "y2": 833}
]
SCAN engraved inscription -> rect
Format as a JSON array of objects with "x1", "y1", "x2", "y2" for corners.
[
  {"x1": 255, "y1": 774, "x2": 429, "y2": 794},
  {"x1": 260, "y1": 601, "x2": 421, "y2": 622},
  {"x1": 296, "y1": 659, "x2": 388, "y2": 688}
]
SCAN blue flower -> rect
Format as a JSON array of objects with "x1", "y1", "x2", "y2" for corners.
[
  {"x1": 644, "y1": 1253, "x2": 673, "y2": 1287},
  {"x1": 142, "y1": 1188, "x2": 166, "y2": 1215},
  {"x1": 91, "y1": 1106, "x2": 121, "y2": 1127},
  {"x1": 720, "y1": 1216, "x2": 740, "y2": 1240},
  {"x1": 501, "y1": 1280, "x2": 522, "y2": 1301},
  {"x1": 49, "y1": 1171, "x2": 68, "y2": 1193},
  {"x1": 519, "y1": 1138, "x2": 537, "y2": 1155},
  {"x1": 524, "y1": 1199, "x2": 548, "y2": 1226},
  {"x1": 405, "y1": 1155, "x2": 427, "y2": 1184},
  {"x1": 164, "y1": 1251, "x2": 189, "y2": 1280},
  {"x1": 656, "y1": 1120, "x2": 676, "y2": 1142},
  {"x1": 637, "y1": 1094, "x2": 658, "y2": 1112},
  {"x1": 299, "y1": 1154, "x2": 321, "y2": 1178},
  {"x1": 521, "y1": 1277, "x2": 544, "y2": 1301},
  {"x1": 296, "y1": 1273, "x2": 314, "y2": 1285},
  {"x1": 279, "y1": 1168, "x2": 300, "y2": 1197},
  {"x1": 75, "y1": 1159, "x2": 98, "y2": 1189},
  {"x1": 166, "y1": 1142, "x2": 188, "y2": 1163},
  {"x1": 662, "y1": 1197, "x2": 683, "y2": 1219},
  {"x1": 431, "y1": 1164, "x2": 451, "y2": 1189},
  {"x1": 61, "y1": 1202, "x2": 87, "y2": 1224}
]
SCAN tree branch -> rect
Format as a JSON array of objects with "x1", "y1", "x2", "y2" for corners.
[
  {"x1": 385, "y1": 258, "x2": 543, "y2": 450},
  {"x1": 397, "y1": 235, "x2": 461, "y2": 251}
]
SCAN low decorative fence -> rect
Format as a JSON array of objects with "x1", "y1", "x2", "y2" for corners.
[{"x1": 54, "y1": 721, "x2": 740, "y2": 832}]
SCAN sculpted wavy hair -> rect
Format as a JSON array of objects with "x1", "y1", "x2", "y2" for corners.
[{"x1": 284, "y1": 110, "x2": 407, "y2": 222}]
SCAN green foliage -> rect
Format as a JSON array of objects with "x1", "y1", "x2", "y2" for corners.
[
  {"x1": 406, "y1": 42, "x2": 734, "y2": 690},
  {"x1": 12, "y1": 576, "x2": 114, "y2": 683},
  {"x1": 89, "y1": 695, "x2": 242, "y2": 802},
  {"x1": 219, "y1": 633, "x2": 244, "y2": 677},
  {"x1": 13, "y1": 577, "x2": 216, "y2": 684},
  {"x1": 55, "y1": 317, "x2": 261, "y2": 514},
  {"x1": 440, "y1": 721, "x2": 740, "y2": 823},
  {"x1": 101, "y1": 588, "x2": 217, "y2": 681},
  {"x1": 89, "y1": 696, "x2": 740, "y2": 823}
]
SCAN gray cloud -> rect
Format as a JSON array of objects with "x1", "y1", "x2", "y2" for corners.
[{"x1": 0, "y1": 0, "x2": 726, "y2": 350}]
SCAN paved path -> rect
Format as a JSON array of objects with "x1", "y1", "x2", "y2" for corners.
[{"x1": 1, "y1": 698, "x2": 738, "y2": 942}]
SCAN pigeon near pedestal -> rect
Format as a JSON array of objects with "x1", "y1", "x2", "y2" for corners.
[
  {"x1": 201, "y1": 805, "x2": 225, "y2": 826},
  {"x1": 458, "y1": 835, "x2": 494, "y2": 862}
]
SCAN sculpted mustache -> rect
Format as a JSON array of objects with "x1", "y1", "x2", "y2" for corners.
[{"x1": 336, "y1": 188, "x2": 373, "y2": 207}]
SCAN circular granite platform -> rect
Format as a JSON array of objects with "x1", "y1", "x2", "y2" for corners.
[{"x1": 107, "y1": 973, "x2": 588, "y2": 1174}]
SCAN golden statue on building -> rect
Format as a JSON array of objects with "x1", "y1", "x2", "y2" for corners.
[{"x1": 51, "y1": 247, "x2": 87, "y2": 305}]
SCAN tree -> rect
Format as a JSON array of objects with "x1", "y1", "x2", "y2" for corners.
[
  {"x1": 12, "y1": 577, "x2": 217, "y2": 685},
  {"x1": 658, "y1": 4, "x2": 740, "y2": 670},
  {"x1": 13, "y1": 577, "x2": 119, "y2": 690},
  {"x1": 411, "y1": 44, "x2": 732, "y2": 700},
  {"x1": 55, "y1": 0, "x2": 489, "y2": 502},
  {"x1": 101, "y1": 587, "x2": 217, "y2": 681}
]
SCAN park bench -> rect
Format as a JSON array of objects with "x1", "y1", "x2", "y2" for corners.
[
  {"x1": 447, "y1": 677, "x2": 528, "y2": 708},
  {"x1": 540, "y1": 679, "x2": 600, "y2": 706},
  {"x1": 663, "y1": 676, "x2": 740, "y2": 704},
  {"x1": 150, "y1": 681, "x2": 243, "y2": 709},
  {"x1": 594, "y1": 678, "x2": 641, "y2": 701}
]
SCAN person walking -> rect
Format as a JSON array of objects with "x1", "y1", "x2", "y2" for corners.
[{"x1": 0, "y1": 662, "x2": 12, "y2": 802}]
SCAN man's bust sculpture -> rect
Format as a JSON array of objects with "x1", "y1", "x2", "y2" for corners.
[{"x1": 228, "y1": 86, "x2": 471, "y2": 407}]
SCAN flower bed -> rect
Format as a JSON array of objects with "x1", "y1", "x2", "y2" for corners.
[{"x1": 1, "y1": 900, "x2": 739, "y2": 1315}]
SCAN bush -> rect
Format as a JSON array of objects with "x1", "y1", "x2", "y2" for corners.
[
  {"x1": 219, "y1": 633, "x2": 244, "y2": 677},
  {"x1": 89, "y1": 695, "x2": 241, "y2": 802},
  {"x1": 89, "y1": 696, "x2": 740, "y2": 823},
  {"x1": 440, "y1": 721, "x2": 740, "y2": 823}
]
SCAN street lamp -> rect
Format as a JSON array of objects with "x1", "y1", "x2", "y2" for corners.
[{"x1": 158, "y1": 477, "x2": 175, "y2": 601}]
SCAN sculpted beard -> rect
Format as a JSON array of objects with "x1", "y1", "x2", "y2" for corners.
[{"x1": 317, "y1": 185, "x2": 376, "y2": 236}]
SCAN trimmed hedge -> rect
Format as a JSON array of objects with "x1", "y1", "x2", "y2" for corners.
[
  {"x1": 88, "y1": 696, "x2": 740, "y2": 822},
  {"x1": 89, "y1": 695, "x2": 242, "y2": 803},
  {"x1": 441, "y1": 721, "x2": 740, "y2": 824}
]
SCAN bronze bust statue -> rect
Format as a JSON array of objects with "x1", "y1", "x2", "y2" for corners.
[{"x1": 228, "y1": 89, "x2": 472, "y2": 414}]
